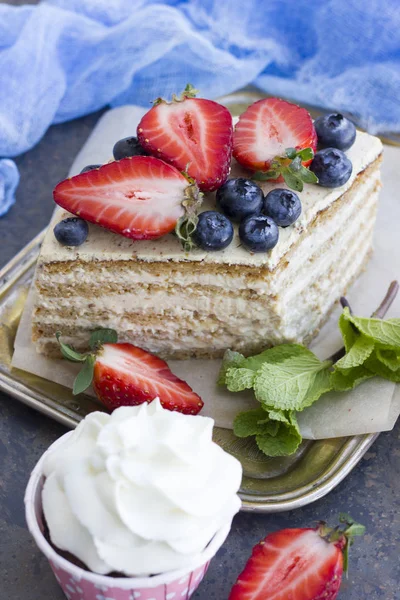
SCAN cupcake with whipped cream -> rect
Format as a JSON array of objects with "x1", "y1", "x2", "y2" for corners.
[{"x1": 25, "y1": 399, "x2": 242, "y2": 600}]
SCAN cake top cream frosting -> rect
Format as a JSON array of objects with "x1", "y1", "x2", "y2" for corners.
[{"x1": 39, "y1": 125, "x2": 382, "y2": 271}]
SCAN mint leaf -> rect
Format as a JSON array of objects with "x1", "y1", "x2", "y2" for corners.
[
  {"x1": 89, "y1": 328, "x2": 118, "y2": 350},
  {"x1": 290, "y1": 156, "x2": 302, "y2": 172},
  {"x1": 345, "y1": 309, "x2": 400, "y2": 348},
  {"x1": 56, "y1": 332, "x2": 86, "y2": 363},
  {"x1": 298, "y1": 165, "x2": 318, "y2": 184},
  {"x1": 241, "y1": 344, "x2": 307, "y2": 372},
  {"x1": 297, "y1": 147, "x2": 314, "y2": 161},
  {"x1": 365, "y1": 354, "x2": 400, "y2": 382},
  {"x1": 233, "y1": 408, "x2": 279, "y2": 438},
  {"x1": 376, "y1": 348, "x2": 400, "y2": 371},
  {"x1": 73, "y1": 355, "x2": 95, "y2": 395},
  {"x1": 267, "y1": 408, "x2": 292, "y2": 423},
  {"x1": 255, "y1": 417, "x2": 302, "y2": 457},
  {"x1": 285, "y1": 147, "x2": 297, "y2": 159},
  {"x1": 334, "y1": 334, "x2": 375, "y2": 370},
  {"x1": 217, "y1": 349, "x2": 245, "y2": 385},
  {"x1": 253, "y1": 350, "x2": 332, "y2": 411},
  {"x1": 225, "y1": 367, "x2": 255, "y2": 392},
  {"x1": 253, "y1": 169, "x2": 280, "y2": 181},
  {"x1": 330, "y1": 365, "x2": 374, "y2": 391},
  {"x1": 281, "y1": 167, "x2": 303, "y2": 192},
  {"x1": 234, "y1": 407, "x2": 301, "y2": 457},
  {"x1": 338, "y1": 310, "x2": 358, "y2": 351}
]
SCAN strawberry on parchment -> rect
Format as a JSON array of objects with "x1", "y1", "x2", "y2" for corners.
[
  {"x1": 56, "y1": 329, "x2": 203, "y2": 415},
  {"x1": 233, "y1": 97, "x2": 317, "y2": 173},
  {"x1": 137, "y1": 84, "x2": 233, "y2": 192},
  {"x1": 53, "y1": 155, "x2": 201, "y2": 242},
  {"x1": 229, "y1": 515, "x2": 365, "y2": 600}
]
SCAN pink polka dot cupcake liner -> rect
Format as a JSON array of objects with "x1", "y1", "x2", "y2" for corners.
[{"x1": 25, "y1": 440, "x2": 231, "y2": 600}]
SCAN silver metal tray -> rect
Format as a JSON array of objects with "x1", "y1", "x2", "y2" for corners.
[{"x1": 0, "y1": 231, "x2": 378, "y2": 513}]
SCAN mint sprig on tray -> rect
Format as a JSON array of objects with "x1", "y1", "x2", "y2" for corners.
[{"x1": 218, "y1": 282, "x2": 400, "y2": 457}]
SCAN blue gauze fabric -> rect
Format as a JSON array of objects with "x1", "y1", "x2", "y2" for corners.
[
  {"x1": 0, "y1": 160, "x2": 20, "y2": 217},
  {"x1": 1, "y1": 0, "x2": 399, "y2": 217}
]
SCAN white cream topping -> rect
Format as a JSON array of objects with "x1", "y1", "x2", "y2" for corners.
[
  {"x1": 38, "y1": 128, "x2": 382, "y2": 270},
  {"x1": 41, "y1": 400, "x2": 242, "y2": 576}
]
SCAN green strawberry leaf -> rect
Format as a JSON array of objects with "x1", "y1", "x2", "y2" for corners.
[
  {"x1": 217, "y1": 349, "x2": 245, "y2": 385},
  {"x1": 225, "y1": 367, "x2": 255, "y2": 392},
  {"x1": 89, "y1": 328, "x2": 118, "y2": 350},
  {"x1": 334, "y1": 334, "x2": 375, "y2": 370},
  {"x1": 73, "y1": 355, "x2": 96, "y2": 395},
  {"x1": 55, "y1": 332, "x2": 86, "y2": 363}
]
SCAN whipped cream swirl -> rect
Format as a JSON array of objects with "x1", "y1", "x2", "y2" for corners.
[{"x1": 42, "y1": 399, "x2": 242, "y2": 576}]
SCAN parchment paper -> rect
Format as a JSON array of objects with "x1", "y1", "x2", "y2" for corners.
[{"x1": 11, "y1": 105, "x2": 400, "y2": 438}]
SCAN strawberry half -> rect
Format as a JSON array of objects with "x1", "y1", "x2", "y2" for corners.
[
  {"x1": 233, "y1": 97, "x2": 317, "y2": 173},
  {"x1": 137, "y1": 84, "x2": 233, "y2": 192},
  {"x1": 53, "y1": 156, "x2": 201, "y2": 241},
  {"x1": 56, "y1": 330, "x2": 203, "y2": 415},
  {"x1": 229, "y1": 517, "x2": 365, "y2": 600}
]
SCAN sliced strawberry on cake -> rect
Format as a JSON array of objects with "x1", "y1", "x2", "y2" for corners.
[
  {"x1": 137, "y1": 84, "x2": 233, "y2": 192},
  {"x1": 53, "y1": 155, "x2": 201, "y2": 241},
  {"x1": 56, "y1": 329, "x2": 204, "y2": 415},
  {"x1": 233, "y1": 98, "x2": 318, "y2": 191}
]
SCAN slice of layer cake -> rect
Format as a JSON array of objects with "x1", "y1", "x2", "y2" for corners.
[
  {"x1": 32, "y1": 122, "x2": 382, "y2": 359},
  {"x1": 33, "y1": 133, "x2": 382, "y2": 358}
]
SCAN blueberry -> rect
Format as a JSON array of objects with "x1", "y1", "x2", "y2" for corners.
[
  {"x1": 310, "y1": 148, "x2": 353, "y2": 188},
  {"x1": 113, "y1": 136, "x2": 147, "y2": 160},
  {"x1": 263, "y1": 189, "x2": 301, "y2": 227},
  {"x1": 216, "y1": 178, "x2": 264, "y2": 222},
  {"x1": 80, "y1": 164, "x2": 102, "y2": 174},
  {"x1": 54, "y1": 217, "x2": 89, "y2": 246},
  {"x1": 193, "y1": 211, "x2": 233, "y2": 251},
  {"x1": 239, "y1": 215, "x2": 279, "y2": 253},
  {"x1": 314, "y1": 113, "x2": 356, "y2": 151}
]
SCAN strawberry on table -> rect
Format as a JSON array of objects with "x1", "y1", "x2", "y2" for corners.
[
  {"x1": 56, "y1": 329, "x2": 204, "y2": 415},
  {"x1": 229, "y1": 515, "x2": 365, "y2": 600},
  {"x1": 53, "y1": 155, "x2": 201, "y2": 242},
  {"x1": 137, "y1": 84, "x2": 233, "y2": 192},
  {"x1": 233, "y1": 98, "x2": 318, "y2": 192}
]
